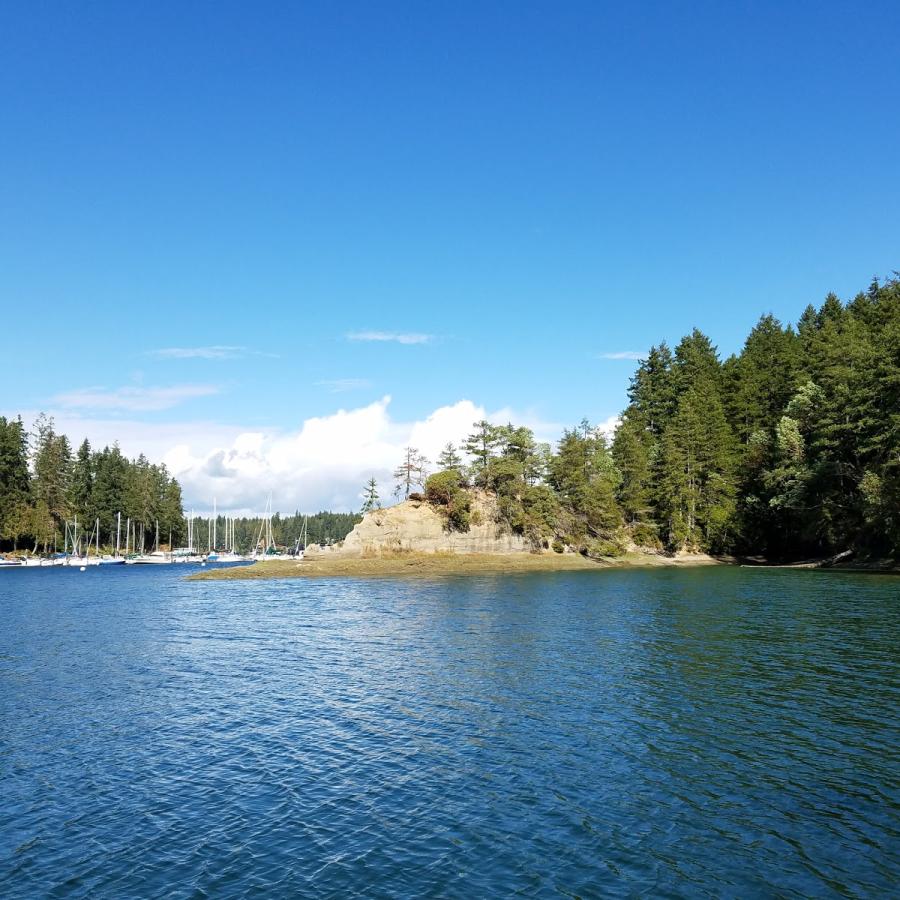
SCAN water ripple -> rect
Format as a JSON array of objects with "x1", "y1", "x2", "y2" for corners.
[{"x1": 1, "y1": 566, "x2": 898, "y2": 897}]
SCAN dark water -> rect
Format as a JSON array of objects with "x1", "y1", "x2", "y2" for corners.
[{"x1": 1, "y1": 566, "x2": 898, "y2": 898}]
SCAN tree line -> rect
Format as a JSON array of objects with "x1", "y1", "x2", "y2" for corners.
[
  {"x1": 615, "y1": 274, "x2": 900, "y2": 559},
  {"x1": 368, "y1": 274, "x2": 900, "y2": 560},
  {"x1": 0, "y1": 414, "x2": 185, "y2": 552},
  {"x1": 215, "y1": 511, "x2": 361, "y2": 552}
]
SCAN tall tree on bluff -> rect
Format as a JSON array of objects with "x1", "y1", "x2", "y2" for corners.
[
  {"x1": 360, "y1": 477, "x2": 380, "y2": 513},
  {"x1": 393, "y1": 447, "x2": 429, "y2": 499},
  {"x1": 465, "y1": 421, "x2": 502, "y2": 486},
  {"x1": 436, "y1": 442, "x2": 462, "y2": 471}
]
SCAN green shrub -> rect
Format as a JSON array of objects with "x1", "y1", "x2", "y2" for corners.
[
  {"x1": 425, "y1": 469, "x2": 464, "y2": 505},
  {"x1": 447, "y1": 493, "x2": 471, "y2": 532}
]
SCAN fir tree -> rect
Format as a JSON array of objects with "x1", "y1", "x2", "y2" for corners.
[
  {"x1": 360, "y1": 477, "x2": 380, "y2": 512},
  {"x1": 436, "y1": 442, "x2": 462, "y2": 470},
  {"x1": 464, "y1": 420, "x2": 502, "y2": 486}
]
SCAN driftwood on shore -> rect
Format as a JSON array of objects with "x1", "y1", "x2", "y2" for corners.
[{"x1": 741, "y1": 549, "x2": 855, "y2": 569}]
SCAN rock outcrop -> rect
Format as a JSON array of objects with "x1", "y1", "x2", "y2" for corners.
[{"x1": 325, "y1": 493, "x2": 528, "y2": 556}]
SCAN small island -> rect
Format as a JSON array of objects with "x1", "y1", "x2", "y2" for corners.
[{"x1": 193, "y1": 491, "x2": 722, "y2": 580}]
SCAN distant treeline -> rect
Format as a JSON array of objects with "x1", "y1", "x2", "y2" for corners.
[
  {"x1": 412, "y1": 274, "x2": 900, "y2": 560},
  {"x1": 0, "y1": 414, "x2": 184, "y2": 552},
  {"x1": 197, "y1": 511, "x2": 361, "y2": 553}
]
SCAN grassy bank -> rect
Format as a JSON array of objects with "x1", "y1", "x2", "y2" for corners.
[{"x1": 190, "y1": 550, "x2": 724, "y2": 580}]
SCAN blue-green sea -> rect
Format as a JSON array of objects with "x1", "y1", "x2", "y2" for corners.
[{"x1": 1, "y1": 565, "x2": 898, "y2": 897}]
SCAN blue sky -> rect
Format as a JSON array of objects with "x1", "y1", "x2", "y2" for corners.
[{"x1": 1, "y1": 1, "x2": 898, "y2": 510}]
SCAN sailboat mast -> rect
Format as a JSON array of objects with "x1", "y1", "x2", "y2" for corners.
[{"x1": 116, "y1": 512, "x2": 121, "y2": 557}]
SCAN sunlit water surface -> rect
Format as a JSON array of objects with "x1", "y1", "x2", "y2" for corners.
[{"x1": 1, "y1": 565, "x2": 898, "y2": 897}]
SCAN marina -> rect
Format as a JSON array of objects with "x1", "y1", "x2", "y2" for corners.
[{"x1": 0, "y1": 500, "x2": 307, "y2": 569}]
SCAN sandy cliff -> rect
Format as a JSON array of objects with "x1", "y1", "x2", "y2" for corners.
[{"x1": 319, "y1": 493, "x2": 528, "y2": 556}]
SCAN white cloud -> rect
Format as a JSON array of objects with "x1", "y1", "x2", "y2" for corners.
[
  {"x1": 53, "y1": 384, "x2": 219, "y2": 412},
  {"x1": 161, "y1": 397, "x2": 562, "y2": 514},
  {"x1": 149, "y1": 346, "x2": 277, "y2": 360},
  {"x1": 346, "y1": 331, "x2": 432, "y2": 345},
  {"x1": 315, "y1": 378, "x2": 373, "y2": 393},
  {"x1": 597, "y1": 351, "x2": 646, "y2": 361}
]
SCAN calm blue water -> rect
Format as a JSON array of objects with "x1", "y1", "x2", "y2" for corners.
[{"x1": 1, "y1": 566, "x2": 898, "y2": 898}]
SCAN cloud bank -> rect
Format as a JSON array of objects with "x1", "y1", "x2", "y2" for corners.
[{"x1": 163, "y1": 397, "x2": 569, "y2": 514}]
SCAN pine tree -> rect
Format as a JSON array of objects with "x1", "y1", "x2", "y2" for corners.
[
  {"x1": 92, "y1": 444, "x2": 129, "y2": 542},
  {"x1": 436, "y1": 442, "x2": 462, "y2": 470},
  {"x1": 464, "y1": 420, "x2": 502, "y2": 486},
  {"x1": 726, "y1": 314, "x2": 800, "y2": 444},
  {"x1": 549, "y1": 423, "x2": 621, "y2": 548},
  {"x1": 0, "y1": 416, "x2": 31, "y2": 547},
  {"x1": 611, "y1": 413, "x2": 656, "y2": 543},
  {"x1": 360, "y1": 477, "x2": 380, "y2": 512},
  {"x1": 69, "y1": 439, "x2": 94, "y2": 524},
  {"x1": 658, "y1": 387, "x2": 736, "y2": 551},
  {"x1": 627, "y1": 343, "x2": 676, "y2": 435},
  {"x1": 672, "y1": 329, "x2": 722, "y2": 398},
  {"x1": 31, "y1": 415, "x2": 72, "y2": 547}
]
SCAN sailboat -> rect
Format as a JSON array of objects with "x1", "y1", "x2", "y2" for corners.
[
  {"x1": 126, "y1": 519, "x2": 173, "y2": 564},
  {"x1": 205, "y1": 500, "x2": 219, "y2": 561},
  {"x1": 171, "y1": 511, "x2": 204, "y2": 563},
  {"x1": 251, "y1": 497, "x2": 305, "y2": 562},
  {"x1": 207, "y1": 510, "x2": 247, "y2": 563},
  {"x1": 61, "y1": 517, "x2": 89, "y2": 566},
  {"x1": 252, "y1": 496, "x2": 285, "y2": 561},
  {"x1": 99, "y1": 512, "x2": 126, "y2": 564}
]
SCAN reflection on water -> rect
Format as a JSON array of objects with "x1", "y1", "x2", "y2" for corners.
[{"x1": 1, "y1": 566, "x2": 898, "y2": 896}]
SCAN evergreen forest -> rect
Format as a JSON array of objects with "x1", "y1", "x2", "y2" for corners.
[
  {"x1": 416, "y1": 275, "x2": 900, "y2": 561},
  {"x1": 0, "y1": 415, "x2": 184, "y2": 552}
]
